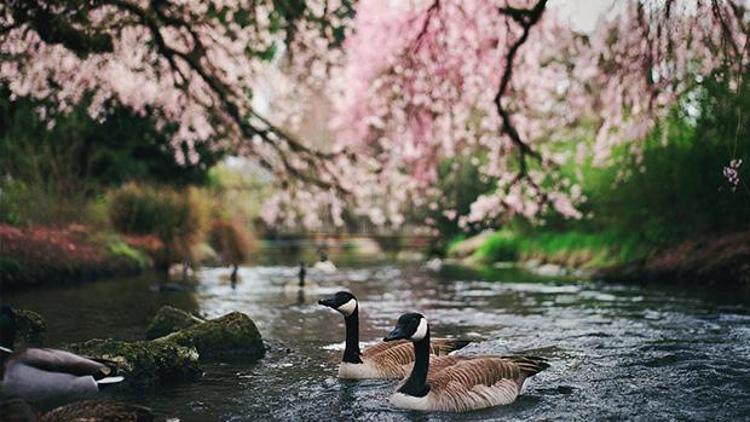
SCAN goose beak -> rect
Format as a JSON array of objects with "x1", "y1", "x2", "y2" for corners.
[
  {"x1": 383, "y1": 326, "x2": 406, "y2": 342},
  {"x1": 318, "y1": 297, "x2": 336, "y2": 308}
]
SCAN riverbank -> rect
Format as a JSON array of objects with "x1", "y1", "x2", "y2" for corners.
[
  {"x1": 447, "y1": 229, "x2": 750, "y2": 288},
  {"x1": 0, "y1": 224, "x2": 152, "y2": 290}
]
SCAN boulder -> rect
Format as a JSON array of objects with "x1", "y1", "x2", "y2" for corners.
[
  {"x1": 153, "y1": 312, "x2": 264, "y2": 362},
  {"x1": 68, "y1": 338, "x2": 201, "y2": 387},
  {"x1": 144, "y1": 306, "x2": 205, "y2": 340}
]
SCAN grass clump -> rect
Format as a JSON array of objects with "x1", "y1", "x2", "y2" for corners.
[
  {"x1": 107, "y1": 183, "x2": 210, "y2": 272},
  {"x1": 468, "y1": 229, "x2": 646, "y2": 269}
]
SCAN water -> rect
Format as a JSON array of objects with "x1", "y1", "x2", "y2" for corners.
[{"x1": 6, "y1": 260, "x2": 750, "y2": 421}]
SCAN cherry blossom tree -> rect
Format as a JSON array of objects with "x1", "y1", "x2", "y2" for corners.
[
  {"x1": 1, "y1": 0, "x2": 747, "y2": 232},
  {"x1": 321, "y1": 0, "x2": 748, "y2": 231},
  {"x1": 0, "y1": 0, "x2": 354, "y2": 191}
]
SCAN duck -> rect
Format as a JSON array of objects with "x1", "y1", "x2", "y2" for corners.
[
  {"x1": 318, "y1": 291, "x2": 470, "y2": 379},
  {"x1": 0, "y1": 306, "x2": 124, "y2": 410},
  {"x1": 312, "y1": 250, "x2": 337, "y2": 274},
  {"x1": 382, "y1": 312, "x2": 549, "y2": 412},
  {"x1": 0, "y1": 398, "x2": 154, "y2": 422}
]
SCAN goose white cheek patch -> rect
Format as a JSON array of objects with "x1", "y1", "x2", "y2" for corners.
[
  {"x1": 410, "y1": 318, "x2": 428, "y2": 341},
  {"x1": 337, "y1": 299, "x2": 357, "y2": 316}
]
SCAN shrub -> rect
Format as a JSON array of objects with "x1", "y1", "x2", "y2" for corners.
[
  {"x1": 208, "y1": 219, "x2": 256, "y2": 265},
  {"x1": 107, "y1": 183, "x2": 210, "y2": 271}
]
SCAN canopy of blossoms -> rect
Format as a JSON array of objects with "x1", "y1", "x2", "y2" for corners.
[{"x1": 1, "y1": 0, "x2": 747, "y2": 232}]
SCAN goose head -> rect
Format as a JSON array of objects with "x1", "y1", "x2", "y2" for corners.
[
  {"x1": 383, "y1": 312, "x2": 428, "y2": 342},
  {"x1": 318, "y1": 291, "x2": 357, "y2": 317}
]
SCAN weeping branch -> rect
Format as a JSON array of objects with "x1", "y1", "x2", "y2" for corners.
[
  {"x1": 494, "y1": 0, "x2": 548, "y2": 179},
  {"x1": 5, "y1": 0, "x2": 350, "y2": 195}
]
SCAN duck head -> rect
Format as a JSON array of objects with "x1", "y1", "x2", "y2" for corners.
[
  {"x1": 318, "y1": 291, "x2": 357, "y2": 316},
  {"x1": 0, "y1": 305, "x2": 17, "y2": 352},
  {"x1": 384, "y1": 312, "x2": 428, "y2": 342}
]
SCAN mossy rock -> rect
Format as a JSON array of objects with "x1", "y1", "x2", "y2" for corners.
[
  {"x1": 68, "y1": 338, "x2": 201, "y2": 387},
  {"x1": 145, "y1": 305, "x2": 205, "y2": 340},
  {"x1": 154, "y1": 312, "x2": 264, "y2": 362},
  {"x1": 15, "y1": 309, "x2": 46, "y2": 346}
]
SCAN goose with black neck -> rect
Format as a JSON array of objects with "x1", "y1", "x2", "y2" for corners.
[
  {"x1": 383, "y1": 312, "x2": 549, "y2": 412},
  {"x1": 318, "y1": 291, "x2": 470, "y2": 379}
]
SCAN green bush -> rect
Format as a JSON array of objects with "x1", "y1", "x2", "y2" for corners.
[
  {"x1": 208, "y1": 219, "x2": 256, "y2": 265},
  {"x1": 107, "y1": 183, "x2": 210, "y2": 270}
]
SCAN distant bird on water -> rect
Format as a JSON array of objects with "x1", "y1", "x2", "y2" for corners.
[{"x1": 313, "y1": 249, "x2": 337, "y2": 274}]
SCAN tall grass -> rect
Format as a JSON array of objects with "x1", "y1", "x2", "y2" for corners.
[
  {"x1": 107, "y1": 183, "x2": 211, "y2": 271},
  {"x1": 465, "y1": 229, "x2": 645, "y2": 268}
]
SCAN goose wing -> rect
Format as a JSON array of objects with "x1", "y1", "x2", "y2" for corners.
[
  {"x1": 430, "y1": 338, "x2": 471, "y2": 356},
  {"x1": 362, "y1": 339, "x2": 409, "y2": 359},
  {"x1": 363, "y1": 337, "x2": 469, "y2": 360},
  {"x1": 426, "y1": 356, "x2": 547, "y2": 412},
  {"x1": 13, "y1": 348, "x2": 111, "y2": 378}
]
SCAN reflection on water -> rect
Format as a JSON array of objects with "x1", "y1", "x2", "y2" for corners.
[{"x1": 6, "y1": 260, "x2": 750, "y2": 421}]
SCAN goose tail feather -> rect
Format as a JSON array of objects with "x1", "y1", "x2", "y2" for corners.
[{"x1": 503, "y1": 355, "x2": 549, "y2": 376}]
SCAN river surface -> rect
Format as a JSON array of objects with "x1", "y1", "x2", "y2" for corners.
[{"x1": 6, "y1": 257, "x2": 750, "y2": 421}]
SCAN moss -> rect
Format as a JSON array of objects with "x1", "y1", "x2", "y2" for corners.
[
  {"x1": 155, "y1": 312, "x2": 264, "y2": 362},
  {"x1": 68, "y1": 338, "x2": 201, "y2": 387},
  {"x1": 145, "y1": 305, "x2": 205, "y2": 340},
  {"x1": 14, "y1": 309, "x2": 46, "y2": 346}
]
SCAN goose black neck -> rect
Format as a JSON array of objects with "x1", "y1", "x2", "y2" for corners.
[
  {"x1": 342, "y1": 308, "x2": 362, "y2": 364},
  {"x1": 398, "y1": 328, "x2": 431, "y2": 397}
]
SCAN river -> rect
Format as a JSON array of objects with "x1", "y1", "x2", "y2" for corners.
[{"x1": 6, "y1": 257, "x2": 750, "y2": 421}]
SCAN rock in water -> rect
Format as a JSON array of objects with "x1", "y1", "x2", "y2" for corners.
[
  {"x1": 144, "y1": 306, "x2": 205, "y2": 340},
  {"x1": 153, "y1": 312, "x2": 264, "y2": 362},
  {"x1": 67, "y1": 339, "x2": 201, "y2": 387}
]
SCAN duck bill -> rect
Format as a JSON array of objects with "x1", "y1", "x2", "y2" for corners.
[{"x1": 383, "y1": 326, "x2": 407, "y2": 342}]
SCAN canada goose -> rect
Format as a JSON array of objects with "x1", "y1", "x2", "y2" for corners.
[
  {"x1": 0, "y1": 306, "x2": 124, "y2": 409},
  {"x1": 383, "y1": 312, "x2": 549, "y2": 412},
  {"x1": 318, "y1": 291, "x2": 470, "y2": 379},
  {"x1": 312, "y1": 250, "x2": 337, "y2": 274},
  {"x1": 0, "y1": 398, "x2": 154, "y2": 422}
]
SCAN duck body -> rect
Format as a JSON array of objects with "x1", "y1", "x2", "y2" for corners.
[
  {"x1": 1, "y1": 348, "x2": 123, "y2": 410},
  {"x1": 0, "y1": 307, "x2": 123, "y2": 410},
  {"x1": 384, "y1": 313, "x2": 549, "y2": 412},
  {"x1": 318, "y1": 292, "x2": 470, "y2": 379}
]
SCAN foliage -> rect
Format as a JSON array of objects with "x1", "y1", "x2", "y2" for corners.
[
  {"x1": 465, "y1": 228, "x2": 645, "y2": 269},
  {"x1": 1, "y1": 0, "x2": 746, "y2": 232},
  {"x1": 457, "y1": 72, "x2": 750, "y2": 268},
  {"x1": 0, "y1": 91, "x2": 223, "y2": 189},
  {"x1": 208, "y1": 219, "x2": 256, "y2": 265},
  {"x1": 107, "y1": 183, "x2": 211, "y2": 268}
]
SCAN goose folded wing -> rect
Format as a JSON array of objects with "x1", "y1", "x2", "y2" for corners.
[
  {"x1": 14, "y1": 348, "x2": 110, "y2": 378},
  {"x1": 362, "y1": 339, "x2": 410, "y2": 359},
  {"x1": 428, "y1": 357, "x2": 525, "y2": 410}
]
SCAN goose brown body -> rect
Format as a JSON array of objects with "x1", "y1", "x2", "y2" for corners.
[
  {"x1": 339, "y1": 338, "x2": 470, "y2": 379},
  {"x1": 384, "y1": 313, "x2": 549, "y2": 412}
]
